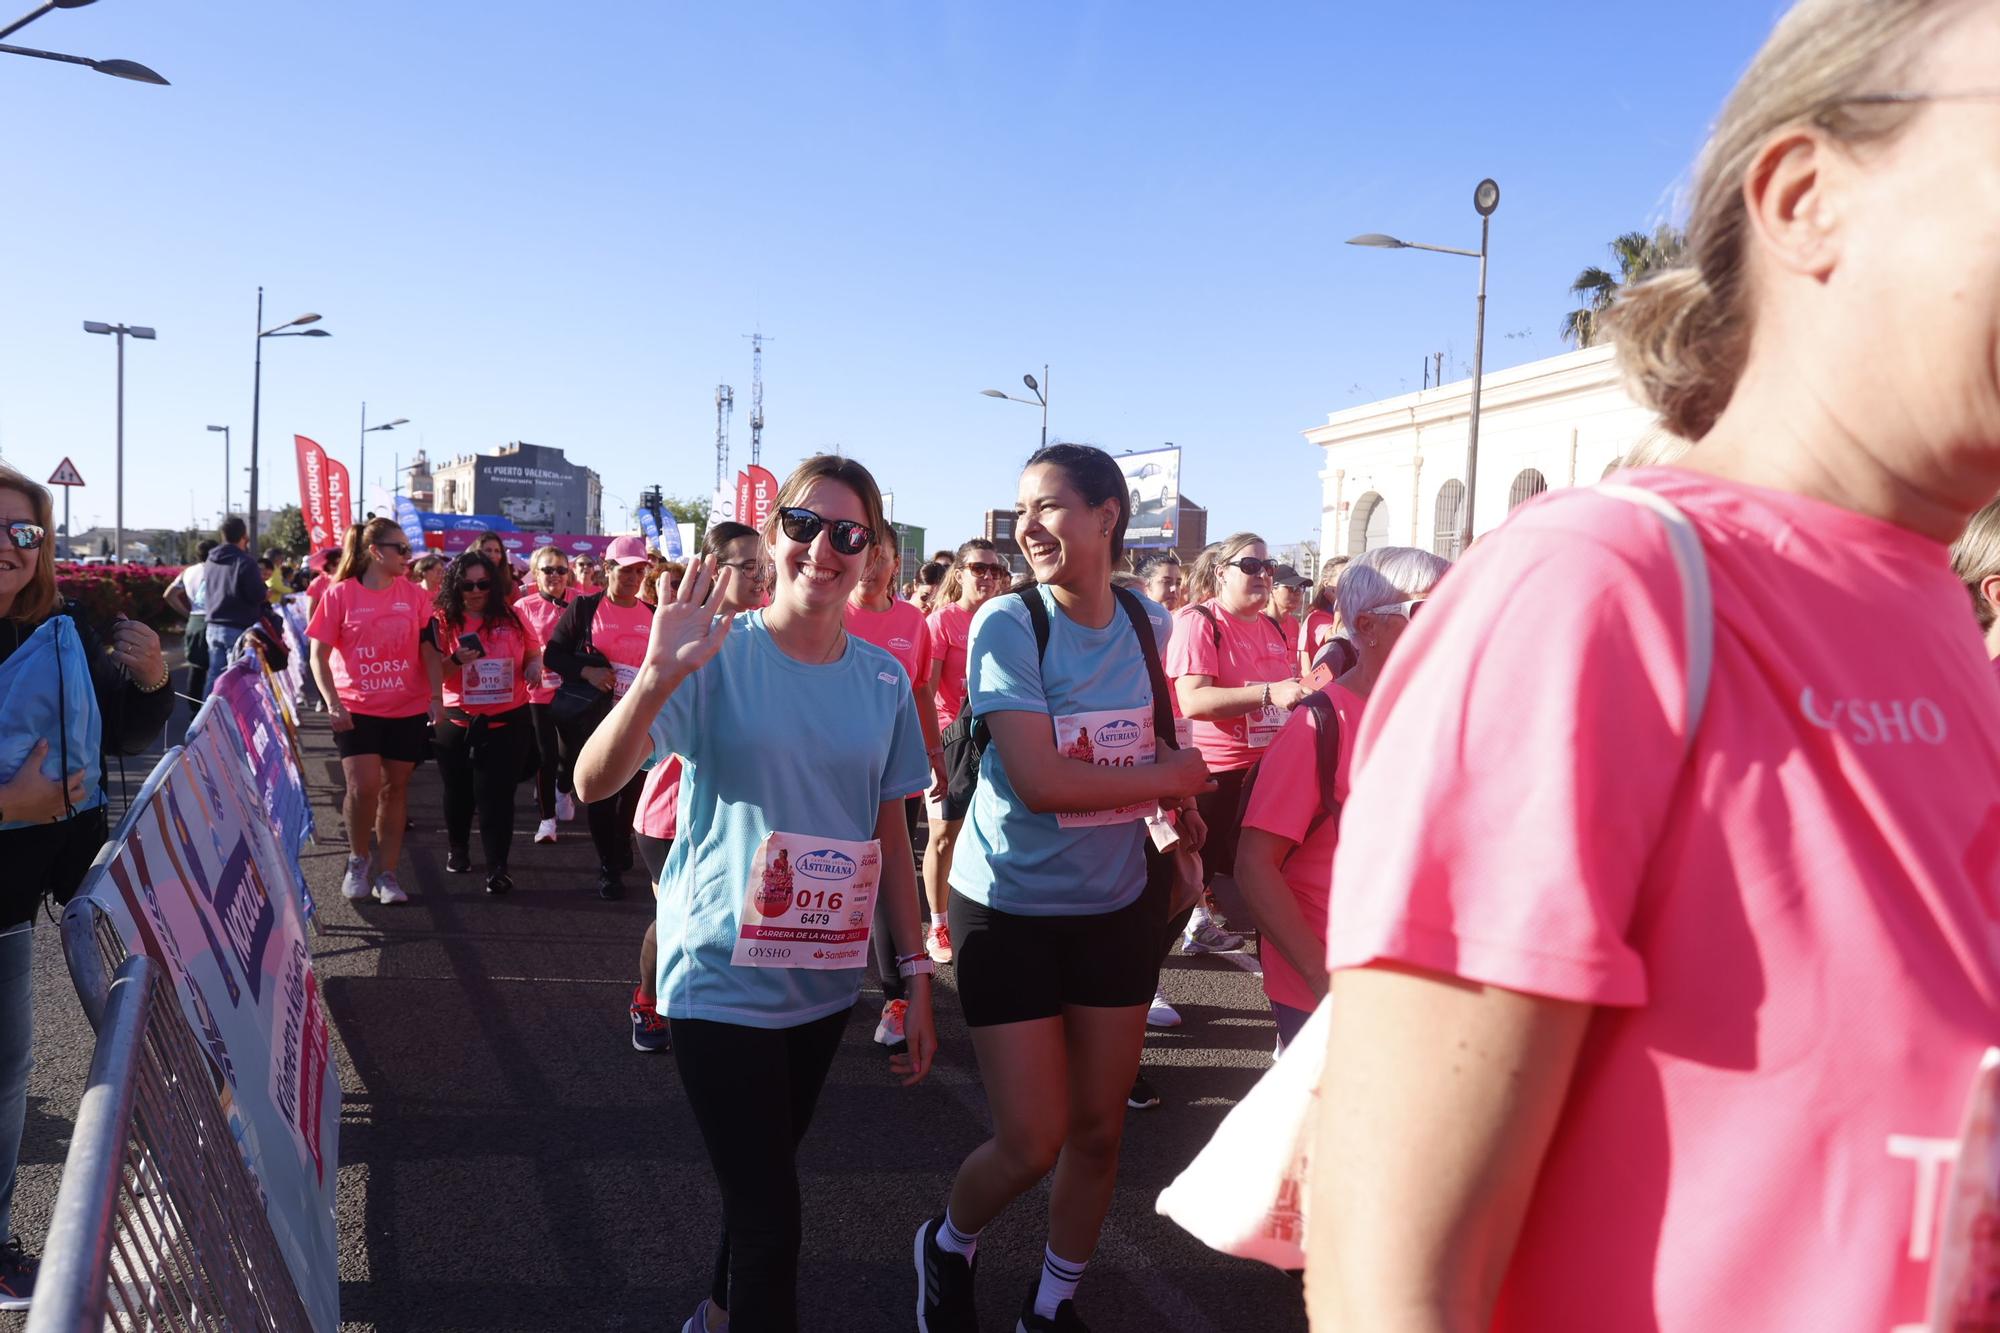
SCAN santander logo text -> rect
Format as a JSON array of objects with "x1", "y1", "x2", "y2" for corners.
[{"x1": 1799, "y1": 688, "x2": 1948, "y2": 746}]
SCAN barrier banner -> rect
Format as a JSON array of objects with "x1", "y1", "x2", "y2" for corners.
[
  {"x1": 277, "y1": 595, "x2": 311, "y2": 709},
  {"x1": 79, "y1": 702, "x2": 341, "y2": 1333},
  {"x1": 210, "y1": 659, "x2": 315, "y2": 918},
  {"x1": 294, "y1": 436, "x2": 334, "y2": 551}
]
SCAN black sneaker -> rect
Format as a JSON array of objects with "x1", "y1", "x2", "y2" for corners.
[
  {"x1": 915, "y1": 1216, "x2": 977, "y2": 1333},
  {"x1": 0, "y1": 1235, "x2": 36, "y2": 1312},
  {"x1": 485, "y1": 868, "x2": 513, "y2": 896},
  {"x1": 596, "y1": 869, "x2": 624, "y2": 901},
  {"x1": 1126, "y1": 1074, "x2": 1161, "y2": 1110},
  {"x1": 445, "y1": 844, "x2": 471, "y2": 874},
  {"x1": 1015, "y1": 1285, "x2": 1091, "y2": 1332}
]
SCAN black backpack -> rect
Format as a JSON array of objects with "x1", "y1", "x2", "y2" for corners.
[
  {"x1": 1233, "y1": 689, "x2": 1343, "y2": 863},
  {"x1": 941, "y1": 587, "x2": 1177, "y2": 809}
]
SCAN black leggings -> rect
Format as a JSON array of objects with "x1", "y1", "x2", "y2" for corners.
[
  {"x1": 670, "y1": 1007, "x2": 850, "y2": 1331},
  {"x1": 871, "y1": 797, "x2": 926, "y2": 1002},
  {"x1": 587, "y1": 770, "x2": 645, "y2": 873},
  {"x1": 431, "y1": 707, "x2": 530, "y2": 869},
  {"x1": 529, "y1": 703, "x2": 571, "y2": 820}
]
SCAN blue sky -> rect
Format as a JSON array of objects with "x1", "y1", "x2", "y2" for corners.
[{"x1": 0, "y1": 0, "x2": 1783, "y2": 552}]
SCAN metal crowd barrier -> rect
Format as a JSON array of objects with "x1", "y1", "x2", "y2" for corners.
[{"x1": 29, "y1": 923, "x2": 314, "y2": 1332}]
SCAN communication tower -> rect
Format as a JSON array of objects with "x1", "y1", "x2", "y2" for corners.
[
  {"x1": 743, "y1": 330, "x2": 773, "y2": 466},
  {"x1": 714, "y1": 384, "x2": 734, "y2": 491}
]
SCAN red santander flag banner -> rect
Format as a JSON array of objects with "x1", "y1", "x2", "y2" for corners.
[
  {"x1": 324, "y1": 457, "x2": 353, "y2": 540},
  {"x1": 735, "y1": 471, "x2": 751, "y2": 531},
  {"x1": 294, "y1": 436, "x2": 333, "y2": 551},
  {"x1": 746, "y1": 464, "x2": 778, "y2": 533}
]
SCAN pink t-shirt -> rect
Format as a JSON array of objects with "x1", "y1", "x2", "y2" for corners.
[
  {"x1": 516, "y1": 593, "x2": 568, "y2": 705},
  {"x1": 1239, "y1": 681, "x2": 1360, "y2": 1013},
  {"x1": 306, "y1": 577, "x2": 431, "y2": 718},
  {"x1": 305, "y1": 573, "x2": 333, "y2": 617},
  {"x1": 635, "y1": 755, "x2": 681, "y2": 841},
  {"x1": 1164, "y1": 601, "x2": 1296, "y2": 772},
  {"x1": 429, "y1": 612, "x2": 531, "y2": 716},
  {"x1": 592, "y1": 596, "x2": 654, "y2": 697},
  {"x1": 1325, "y1": 470, "x2": 2000, "y2": 1332},
  {"x1": 927, "y1": 603, "x2": 974, "y2": 732},
  {"x1": 848, "y1": 598, "x2": 934, "y2": 798},
  {"x1": 1299, "y1": 607, "x2": 1337, "y2": 664}
]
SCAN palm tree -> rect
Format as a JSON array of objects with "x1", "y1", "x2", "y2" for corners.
[{"x1": 1563, "y1": 225, "x2": 1689, "y2": 348}]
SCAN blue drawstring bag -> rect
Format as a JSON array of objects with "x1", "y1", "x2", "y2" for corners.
[{"x1": 0, "y1": 614, "x2": 104, "y2": 830}]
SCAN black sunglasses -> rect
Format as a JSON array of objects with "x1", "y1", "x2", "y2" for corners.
[
  {"x1": 375, "y1": 541, "x2": 411, "y2": 556},
  {"x1": 1225, "y1": 557, "x2": 1277, "y2": 578},
  {"x1": 778, "y1": 507, "x2": 873, "y2": 556},
  {"x1": 461, "y1": 578, "x2": 492, "y2": 590},
  {"x1": 3, "y1": 522, "x2": 46, "y2": 552},
  {"x1": 963, "y1": 561, "x2": 1009, "y2": 578}
]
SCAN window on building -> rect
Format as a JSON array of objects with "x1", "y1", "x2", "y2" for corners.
[
  {"x1": 1508, "y1": 468, "x2": 1548, "y2": 511},
  {"x1": 1433, "y1": 479, "x2": 1466, "y2": 559},
  {"x1": 1348, "y1": 491, "x2": 1390, "y2": 556}
]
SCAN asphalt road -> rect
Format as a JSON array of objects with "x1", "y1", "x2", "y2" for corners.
[{"x1": 7, "y1": 664, "x2": 1310, "y2": 1333}]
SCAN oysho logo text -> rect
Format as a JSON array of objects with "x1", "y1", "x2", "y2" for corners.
[
  {"x1": 797, "y1": 850, "x2": 858, "y2": 882},
  {"x1": 1800, "y1": 689, "x2": 1949, "y2": 746}
]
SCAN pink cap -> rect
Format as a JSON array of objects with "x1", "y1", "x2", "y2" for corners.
[{"x1": 605, "y1": 534, "x2": 651, "y2": 567}]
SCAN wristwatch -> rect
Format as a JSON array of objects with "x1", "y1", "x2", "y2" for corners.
[{"x1": 897, "y1": 952, "x2": 936, "y2": 979}]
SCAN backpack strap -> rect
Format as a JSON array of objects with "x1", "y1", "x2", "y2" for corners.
[
  {"x1": 1020, "y1": 585, "x2": 1052, "y2": 664},
  {"x1": 1594, "y1": 484, "x2": 1713, "y2": 741},
  {"x1": 1112, "y1": 586, "x2": 1178, "y2": 749},
  {"x1": 1191, "y1": 602, "x2": 1221, "y2": 648}
]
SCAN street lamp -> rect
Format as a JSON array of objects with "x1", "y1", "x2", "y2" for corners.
[
  {"x1": 82, "y1": 319, "x2": 155, "y2": 563},
  {"x1": 206, "y1": 424, "x2": 230, "y2": 523},
  {"x1": 0, "y1": 0, "x2": 167, "y2": 82},
  {"x1": 979, "y1": 366, "x2": 1049, "y2": 448},
  {"x1": 359, "y1": 405, "x2": 408, "y2": 517},
  {"x1": 248, "y1": 288, "x2": 330, "y2": 550},
  {"x1": 1349, "y1": 177, "x2": 1499, "y2": 555}
]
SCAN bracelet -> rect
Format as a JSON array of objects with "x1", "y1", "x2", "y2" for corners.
[
  {"x1": 898, "y1": 956, "x2": 936, "y2": 979},
  {"x1": 137, "y1": 664, "x2": 171, "y2": 694},
  {"x1": 896, "y1": 950, "x2": 928, "y2": 966},
  {"x1": 1260, "y1": 683, "x2": 1271, "y2": 709}
]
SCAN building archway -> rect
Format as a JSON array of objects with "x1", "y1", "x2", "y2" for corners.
[
  {"x1": 1348, "y1": 491, "x2": 1390, "y2": 556},
  {"x1": 1433, "y1": 479, "x2": 1466, "y2": 559},
  {"x1": 1508, "y1": 468, "x2": 1549, "y2": 510}
]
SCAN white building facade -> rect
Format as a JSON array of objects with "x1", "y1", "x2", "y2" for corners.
[{"x1": 1304, "y1": 344, "x2": 1671, "y2": 560}]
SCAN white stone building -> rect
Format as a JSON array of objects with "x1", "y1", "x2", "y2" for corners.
[{"x1": 1303, "y1": 343, "x2": 1675, "y2": 560}]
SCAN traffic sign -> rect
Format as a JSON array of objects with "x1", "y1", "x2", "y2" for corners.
[{"x1": 47, "y1": 457, "x2": 85, "y2": 487}]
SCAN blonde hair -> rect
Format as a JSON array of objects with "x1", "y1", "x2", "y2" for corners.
[
  {"x1": 1609, "y1": 0, "x2": 1967, "y2": 441},
  {"x1": 938, "y1": 539, "x2": 999, "y2": 607},
  {"x1": 762, "y1": 454, "x2": 888, "y2": 564},
  {"x1": 1951, "y1": 496, "x2": 2000, "y2": 632},
  {"x1": 0, "y1": 463, "x2": 57, "y2": 624},
  {"x1": 1184, "y1": 533, "x2": 1263, "y2": 606}
]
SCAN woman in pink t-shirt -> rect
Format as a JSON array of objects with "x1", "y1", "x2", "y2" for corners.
[
  {"x1": 1949, "y1": 498, "x2": 2000, "y2": 675},
  {"x1": 846, "y1": 525, "x2": 943, "y2": 1049},
  {"x1": 1235, "y1": 547, "x2": 1446, "y2": 1050},
  {"x1": 1165, "y1": 532, "x2": 1309, "y2": 952},
  {"x1": 518, "y1": 545, "x2": 575, "y2": 845},
  {"x1": 921, "y1": 537, "x2": 1010, "y2": 962},
  {"x1": 307, "y1": 517, "x2": 436, "y2": 906},
  {"x1": 1296, "y1": 556, "x2": 1348, "y2": 677},
  {"x1": 420, "y1": 552, "x2": 542, "y2": 897},
  {"x1": 1307, "y1": 6, "x2": 2000, "y2": 1329},
  {"x1": 544, "y1": 535, "x2": 656, "y2": 900}
]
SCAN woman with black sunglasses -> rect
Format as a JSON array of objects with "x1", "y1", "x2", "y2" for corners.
[
  {"x1": 0, "y1": 464, "x2": 171, "y2": 1308},
  {"x1": 575, "y1": 454, "x2": 933, "y2": 1333},
  {"x1": 421, "y1": 552, "x2": 543, "y2": 896},
  {"x1": 309, "y1": 517, "x2": 437, "y2": 906}
]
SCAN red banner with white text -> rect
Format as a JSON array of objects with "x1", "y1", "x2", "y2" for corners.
[
  {"x1": 294, "y1": 437, "x2": 333, "y2": 552},
  {"x1": 746, "y1": 464, "x2": 778, "y2": 533},
  {"x1": 324, "y1": 457, "x2": 353, "y2": 542},
  {"x1": 734, "y1": 470, "x2": 751, "y2": 532}
]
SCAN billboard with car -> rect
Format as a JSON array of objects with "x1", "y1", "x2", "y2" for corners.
[{"x1": 1118, "y1": 446, "x2": 1181, "y2": 549}]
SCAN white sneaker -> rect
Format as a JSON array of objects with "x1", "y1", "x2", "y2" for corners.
[
  {"x1": 925, "y1": 920, "x2": 954, "y2": 964},
  {"x1": 873, "y1": 998, "x2": 908, "y2": 1048},
  {"x1": 556, "y1": 791, "x2": 576, "y2": 822},
  {"x1": 340, "y1": 855, "x2": 371, "y2": 900},
  {"x1": 680, "y1": 1299, "x2": 725, "y2": 1333},
  {"x1": 534, "y1": 818, "x2": 558, "y2": 844},
  {"x1": 1182, "y1": 919, "x2": 1246, "y2": 954},
  {"x1": 1147, "y1": 991, "x2": 1182, "y2": 1028},
  {"x1": 372, "y1": 872, "x2": 409, "y2": 905}
]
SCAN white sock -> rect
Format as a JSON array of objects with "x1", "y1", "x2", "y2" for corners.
[
  {"x1": 1188, "y1": 899, "x2": 1213, "y2": 932},
  {"x1": 938, "y1": 1209, "x2": 979, "y2": 1261},
  {"x1": 1034, "y1": 1246, "x2": 1087, "y2": 1319}
]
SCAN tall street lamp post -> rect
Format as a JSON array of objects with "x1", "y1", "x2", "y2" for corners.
[
  {"x1": 1349, "y1": 178, "x2": 1500, "y2": 555},
  {"x1": 206, "y1": 424, "x2": 230, "y2": 523},
  {"x1": 980, "y1": 366, "x2": 1049, "y2": 447},
  {"x1": 360, "y1": 405, "x2": 408, "y2": 519},
  {"x1": 82, "y1": 319, "x2": 155, "y2": 563},
  {"x1": 248, "y1": 288, "x2": 330, "y2": 550},
  {"x1": 0, "y1": 0, "x2": 167, "y2": 83}
]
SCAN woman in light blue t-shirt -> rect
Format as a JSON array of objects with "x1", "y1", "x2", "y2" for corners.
[
  {"x1": 914, "y1": 444, "x2": 1214, "y2": 1333},
  {"x1": 575, "y1": 454, "x2": 935, "y2": 1333}
]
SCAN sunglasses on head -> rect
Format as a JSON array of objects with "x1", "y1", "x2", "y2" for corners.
[
  {"x1": 1371, "y1": 597, "x2": 1427, "y2": 621},
  {"x1": 777, "y1": 506, "x2": 873, "y2": 556},
  {"x1": 3, "y1": 522, "x2": 46, "y2": 552},
  {"x1": 1225, "y1": 556, "x2": 1277, "y2": 578}
]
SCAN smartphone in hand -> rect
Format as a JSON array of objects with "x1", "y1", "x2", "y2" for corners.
[{"x1": 457, "y1": 632, "x2": 485, "y2": 659}]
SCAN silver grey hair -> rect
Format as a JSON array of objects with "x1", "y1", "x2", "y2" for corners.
[{"x1": 1336, "y1": 545, "x2": 1450, "y2": 630}]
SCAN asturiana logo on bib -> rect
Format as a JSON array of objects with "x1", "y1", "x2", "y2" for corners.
[
  {"x1": 1093, "y1": 718, "x2": 1145, "y2": 749},
  {"x1": 797, "y1": 850, "x2": 858, "y2": 882}
]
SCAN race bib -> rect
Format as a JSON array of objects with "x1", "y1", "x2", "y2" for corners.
[
  {"x1": 1173, "y1": 717, "x2": 1195, "y2": 751},
  {"x1": 462, "y1": 656, "x2": 515, "y2": 708},
  {"x1": 1927, "y1": 1047, "x2": 2000, "y2": 1330},
  {"x1": 1247, "y1": 685, "x2": 1288, "y2": 749},
  {"x1": 1054, "y1": 707, "x2": 1159, "y2": 829},
  {"x1": 731, "y1": 832, "x2": 881, "y2": 970},
  {"x1": 612, "y1": 663, "x2": 639, "y2": 699}
]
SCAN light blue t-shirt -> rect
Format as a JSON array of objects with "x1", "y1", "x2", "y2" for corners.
[
  {"x1": 950, "y1": 586, "x2": 1172, "y2": 916},
  {"x1": 648, "y1": 611, "x2": 929, "y2": 1029}
]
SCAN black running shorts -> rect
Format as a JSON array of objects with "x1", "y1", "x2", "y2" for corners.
[
  {"x1": 948, "y1": 857, "x2": 1168, "y2": 1028},
  {"x1": 333, "y1": 711, "x2": 432, "y2": 764}
]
